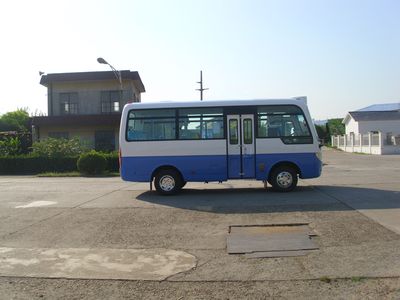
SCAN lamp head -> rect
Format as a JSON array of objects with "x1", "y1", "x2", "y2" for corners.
[{"x1": 97, "y1": 57, "x2": 108, "y2": 64}]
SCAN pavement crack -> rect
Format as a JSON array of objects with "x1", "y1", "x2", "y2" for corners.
[
  {"x1": 73, "y1": 187, "x2": 125, "y2": 209},
  {"x1": 163, "y1": 256, "x2": 214, "y2": 282}
]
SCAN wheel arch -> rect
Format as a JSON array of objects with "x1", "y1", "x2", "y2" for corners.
[
  {"x1": 151, "y1": 165, "x2": 184, "y2": 182},
  {"x1": 268, "y1": 161, "x2": 301, "y2": 181}
]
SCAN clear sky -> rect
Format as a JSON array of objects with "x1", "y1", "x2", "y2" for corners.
[{"x1": 0, "y1": 0, "x2": 399, "y2": 119}]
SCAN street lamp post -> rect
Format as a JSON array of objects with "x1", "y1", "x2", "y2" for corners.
[{"x1": 97, "y1": 57, "x2": 123, "y2": 106}]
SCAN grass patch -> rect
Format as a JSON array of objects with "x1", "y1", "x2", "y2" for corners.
[
  {"x1": 38, "y1": 172, "x2": 81, "y2": 177},
  {"x1": 351, "y1": 276, "x2": 364, "y2": 282},
  {"x1": 38, "y1": 171, "x2": 120, "y2": 177},
  {"x1": 319, "y1": 276, "x2": 332, "y2": 283},
  {"x1": 353, "y1": 152, "x2": 369, "y2": 155}
]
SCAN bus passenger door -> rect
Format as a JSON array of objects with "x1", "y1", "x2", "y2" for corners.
[
  {"x1": 227, "y1": 114, "x2": 255, "y2": 179},
  {"x1": 227, "y1": 115, "x2": 241, "y2": 178}
]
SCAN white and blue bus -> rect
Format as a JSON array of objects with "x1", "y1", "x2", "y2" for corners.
[{"x1": 119, "y1": 98, "x2": 322, "y2": 194}]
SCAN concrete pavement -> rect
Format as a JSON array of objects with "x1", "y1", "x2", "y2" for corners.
[{"x1": 0, "y1": 148, "x2": 400, "y2": 299}]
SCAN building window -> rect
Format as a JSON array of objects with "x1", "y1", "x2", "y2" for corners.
[
  {"x1": 48, "y1": 132, "x2": 69, "y2": 139},
  {"x1": 101, "y1": 91, "x2": 121, "y2": 113},
  {"x1": 60, "y1": 93, "x2": 78, "y2": 115},
  {"x1": 95, "y1": 130, "x2": 115, "y2": 152}
]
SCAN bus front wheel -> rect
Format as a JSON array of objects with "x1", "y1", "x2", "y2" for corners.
[
  {"x1": 269, "y1": 166, "x2": 298, "y2": 192},
  {"x1": 154, "y1": 169, "x2": 182, "y2": 195}
]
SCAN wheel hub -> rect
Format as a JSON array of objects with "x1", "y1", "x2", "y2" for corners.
[
  {"x1": 276, "y1": 171, "x2": 293, "y2": 188},
  {"x1": 159, "y1": 175, "x2": 175, "y2": 191}
]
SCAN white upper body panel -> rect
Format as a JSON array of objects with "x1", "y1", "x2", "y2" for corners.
[
  {"x1": 119, "y1": 98, "x2": 319, "y2": 157},
  {"x1": 121, "y1": 98, "x2": 308, "y2": 111}
]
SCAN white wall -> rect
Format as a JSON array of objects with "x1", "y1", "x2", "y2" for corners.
[
  {"x1": 358, "y1": 120, "x2": 400, "y2": 135},
  {"x1": 345, "y1": 118, "x2": 359, "y2": 134}
]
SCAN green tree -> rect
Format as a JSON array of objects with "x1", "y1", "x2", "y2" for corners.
[
  {"x1": 327, "y1": 118, "x2": 345, "y2": 136},
  {"x1": 0, "y1": 108, "x2": 30, "y2": 132},
  {"x1": 315, "y1": 124, "x2": 328, "y2": 140}
]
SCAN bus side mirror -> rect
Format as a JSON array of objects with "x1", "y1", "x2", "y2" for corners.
[{"x1": 318, "y1": 139, "x2": 323, "y2": 148}]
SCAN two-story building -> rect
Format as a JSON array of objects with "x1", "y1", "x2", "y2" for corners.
[{"x1": 32, "y1": 70, "x2": 145, "y2": 151}]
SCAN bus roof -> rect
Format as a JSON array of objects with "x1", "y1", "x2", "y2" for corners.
[{"x1": 124, "y1": 97, "x2": 308, "y2": 110}]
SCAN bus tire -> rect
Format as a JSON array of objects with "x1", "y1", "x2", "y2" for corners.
[
  {"x1": 154, "y1": 169, "x2": 182, "y2": 195},
  {"x1": 269, "y1": 166, "x2": 298, "y2": 192}
]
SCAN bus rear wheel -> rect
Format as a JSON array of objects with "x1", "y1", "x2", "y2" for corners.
[
  {"x1": 269, "y1": 166, "x2": 298, "y2": 192},
  {"x1": 154, "y1": 169, "x2": 182, "y2": 195}
]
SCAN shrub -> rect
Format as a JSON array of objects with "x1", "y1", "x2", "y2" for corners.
[
  {"x1": 0, "y1": 154, "x2": 78, "y2": 174},
  {"x1": 0, "y1": 148, "x2": 119, "y2": 175},
  {"x1": 77, "y1": 151, "x2": 107, "y2": 175},
  {"x1": 0, "y1": 137, "x2": 21, "y2": 156},
  {"x1": 32, "y1": 138, "x2": 88, "y2": 158},
  {"x1": 103, "y1": 151, "x2": 119, "y2": 172}
]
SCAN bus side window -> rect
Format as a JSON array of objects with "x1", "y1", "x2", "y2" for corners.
[{"x1": 229, "y1": 119, "x2": 238, "y2": 144}]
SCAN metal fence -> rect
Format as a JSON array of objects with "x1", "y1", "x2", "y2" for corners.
[
  {"x1": 332, "y1": 131, "x2": 400, "y2": 154},
  {"x1": 385, "y1": 133, "x2": 400, "y2": 145},
  {"x1": 371, "y1": 133, "x2": 380, "y2": 146},
  {"x1": 332, "y1": 132, "x2": 381, "y2": 147},
  {"x1": 362, "y1": 134, "x2": 369, "y2": 146}
]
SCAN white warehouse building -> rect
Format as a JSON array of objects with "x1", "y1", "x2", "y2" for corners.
[
  {"x1": 332, "y1": 103, "x2": 400, "y2": 155},
  {"x1": 343, "y1": 103, "x2": 400, "y2": 135}
]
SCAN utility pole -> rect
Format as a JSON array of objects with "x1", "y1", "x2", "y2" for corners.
[{"x1": 196, "y1": 70, "x2": 209, "y2": 101}]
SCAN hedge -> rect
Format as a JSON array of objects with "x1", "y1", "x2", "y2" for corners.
[
  {"x1": 77, "y1": 151, "x2": 107, "y2": 175},
  {"x1": 104, "y1": 152, "x2": 119, "y2": 173},
  {"x1": 0, "y1": 152, "x2": 119, "y2": 175}
]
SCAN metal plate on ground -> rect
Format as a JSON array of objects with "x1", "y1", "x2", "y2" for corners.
[
  {"x1": 230, "y1": 224, "x2": 310, "y2": 235},
  {"x1": 227, "y1": 224, "x2": 318, "y2": 257},
  {"x1": 245, "y1": 250, "x2": 315, "y2": 258}
]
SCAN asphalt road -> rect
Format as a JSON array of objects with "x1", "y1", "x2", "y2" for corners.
[{"x1": 0, "y1": 148, "x2": 400, "y2": 299}]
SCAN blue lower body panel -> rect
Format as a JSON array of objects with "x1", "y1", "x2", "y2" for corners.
[
  {"x1": 121, "y1": 155, "x2": 228, "y2": 182},
  {"x1": 242, "y1": 154, "x2": 255, "y2": 178},
  {"x1": 255, "y1": 153, "x2": 322, "y2": 180},
  {"x1": 121, "y1": 153, "x2": 321, "y2": 182},
  {"x1": 228, "y1": 154, "x2": 256, "y2": 178},
  {"x1": 227, "y1": 155, "x2": 241, "y2": 178}
]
